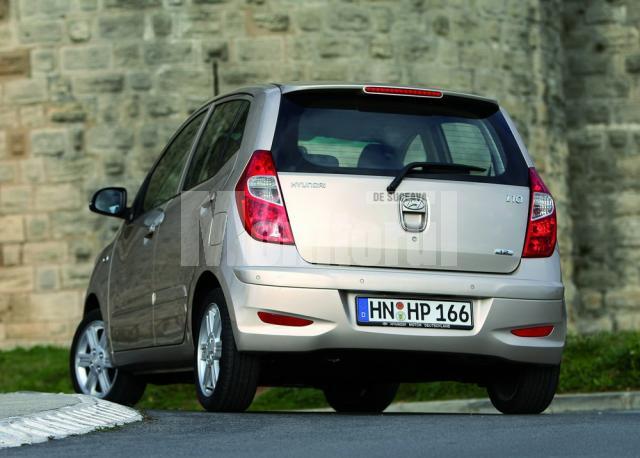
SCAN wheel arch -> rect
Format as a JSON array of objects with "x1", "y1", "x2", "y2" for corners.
[
  {"x1": 84, "y1": 293, "x2": 101, "y2": 318},
  {"x1": 190, "y1": 270, "x2": 222, "y2": 346}
]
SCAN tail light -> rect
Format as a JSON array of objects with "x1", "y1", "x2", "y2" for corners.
[
  {"x1": 235, "y1": 150, "x2": 295, "y2": 245},
  {"x1": 522, "y1": 168, "x2": 557, "y2": 258}
]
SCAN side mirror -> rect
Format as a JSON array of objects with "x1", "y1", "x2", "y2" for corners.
[{"x1": 89, "y1": 187, "x2": 129, "y2": 219}]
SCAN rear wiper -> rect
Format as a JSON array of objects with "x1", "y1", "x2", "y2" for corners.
[{"x1": 387, "y1": 162, "x2": 486, "y2": 192}]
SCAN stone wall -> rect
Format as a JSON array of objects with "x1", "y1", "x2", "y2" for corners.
[
  {"x1": 564, "y1": 0, "x2": 640, "y2": 332},
  {"x1": 0, "y1": 0, "x2": 633, "y2": 347}
]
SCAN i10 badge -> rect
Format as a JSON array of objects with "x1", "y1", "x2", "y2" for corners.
[{"x1": 506, "y1": 194, "x2": 524, "y2": 203}]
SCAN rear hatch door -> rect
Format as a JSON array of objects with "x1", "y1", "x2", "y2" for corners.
[{"x1": 272, "y1": 88, "x2": 531, "y2": 274}]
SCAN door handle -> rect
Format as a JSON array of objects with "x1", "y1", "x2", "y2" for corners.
[
  {"x1": 143, "y1": 209, "x2": 165, "y2": 240},
  {"x1": 144, "y1": 224, "x2": 157, "y2": 239},
  {"x1": 200, "y1": 191, "x2": 216, "y2": 209}
]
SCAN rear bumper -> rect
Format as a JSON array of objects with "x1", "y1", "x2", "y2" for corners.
[{"x1": 226, "y1": 263, "x2": 566, "y2": 366}]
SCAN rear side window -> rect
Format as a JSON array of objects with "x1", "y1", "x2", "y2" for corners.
[
  {"x1": 403, "y1": 135, "x2": 429, "y2": 165},
  {"x1": 142, "y1": 111, "x2": 205, "y2": 213},
  {"x1": 441, "y1": 122, "x2": 505, "y2": 175},
  {"x1": 183, "y1": 100, "x2": 249, "y2": 190},
  {"x1": 272, "y1": 89, "x2": 528, "y2": 186}
]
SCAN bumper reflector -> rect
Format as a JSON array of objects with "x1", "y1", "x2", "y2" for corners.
[
  {"x1": 258, "y1": 311, "x2": 313, "y2": 327},
  {"x1": 511, "y1": 325, "x2": 554, "y2": 337}
]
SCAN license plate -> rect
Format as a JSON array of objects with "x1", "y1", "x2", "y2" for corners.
[{"x1": 356, "y1": 297, "x2": 473, "y2": 330}]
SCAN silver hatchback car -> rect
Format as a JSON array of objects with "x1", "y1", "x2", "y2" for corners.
[{"x1": 70, "y1": 83, "x2": 565, "y2": 414}]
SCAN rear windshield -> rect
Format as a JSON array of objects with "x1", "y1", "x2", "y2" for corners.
[{"x1": 272, "y1": 89, "x2": 529, "y2": 186}]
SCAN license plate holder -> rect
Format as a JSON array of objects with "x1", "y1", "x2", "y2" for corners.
[{"x1": 356, "y1": 296, "x2": 473, "y2": 330}]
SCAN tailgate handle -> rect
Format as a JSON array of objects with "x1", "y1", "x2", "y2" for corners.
[{"x1": 399, "y1": 195, "x2": 429, "y2": 232}]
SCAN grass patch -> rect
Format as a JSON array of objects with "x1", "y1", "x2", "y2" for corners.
[
  {"x1": 250, "y1": 387, "x2": 327, "y2": 411},
  {"x1": 1, "y1": 332, "x2": 639, "y2": 411},
  {"x1": 0, "y1": 346, "x2": 203, "y2": 411},
  {"x1": 559, "y1": 331, "x2": 640, "y2": 393}
]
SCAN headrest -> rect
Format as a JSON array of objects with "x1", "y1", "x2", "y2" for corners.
[
  {"x1": 306, "y1": 154, "x2": 339, "y2": 167},
  {"x1": 357, "y1": 143, "x2": 400, "y2": 169}
]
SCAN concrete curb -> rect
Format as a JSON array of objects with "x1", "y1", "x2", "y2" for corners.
[
  {"x1": 388, "y1": 391, "x2": 640, "y2": 414},
  {"x1": 303, "y1": 391, "x2": 640, "y2": 414},
  {"x1": 0, "y1": 392, "x2": 142, "y2": 449}
]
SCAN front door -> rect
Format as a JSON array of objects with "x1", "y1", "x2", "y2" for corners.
[{"x1": 109, "y1": 212, "x2": 157, "y2": 351}]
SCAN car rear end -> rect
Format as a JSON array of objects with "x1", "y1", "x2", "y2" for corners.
[{"x1": 222, "y1": 83, "x2": 565, "y2": 413}]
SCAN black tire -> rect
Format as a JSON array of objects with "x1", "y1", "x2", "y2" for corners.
[
  {"x1": 194, "y1": 289, "x2": 259, "y2": 412},
  {"x1": 487, "y1": 364, "x2": 560, "y2": 414},
  {"x1": 323, "y1": 383, "x2": 399, "y2": 413},
  {"x1": 69, "y1": 309, "x2": 146, "y2": 406}
]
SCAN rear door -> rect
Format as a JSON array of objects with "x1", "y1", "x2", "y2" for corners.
[
  {"x1": 272, "y1": 89, "x2": 530, "y2": 274},
  {"x1": 152, "y1": 98, "x2": 250, "y2": 346}
]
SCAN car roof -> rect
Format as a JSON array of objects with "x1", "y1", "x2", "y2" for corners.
[
  {"x1": 273, "y1": 82, "x2": 498, "y2": 104},
  {"x1": 202, "y1": 82, "x2": 498, "y2": 107}
]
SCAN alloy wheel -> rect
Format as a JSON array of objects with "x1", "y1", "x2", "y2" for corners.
[
  {"x1": 74, "y1": 320, "x2": 117, "y2": 397},
  {"x1": 197, "y1": 303, "x2": 223, "y2": 397}
]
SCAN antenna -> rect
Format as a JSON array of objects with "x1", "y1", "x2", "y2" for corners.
[{"x1": 212, "y1": 60, "x2": 219, "y2": 97}]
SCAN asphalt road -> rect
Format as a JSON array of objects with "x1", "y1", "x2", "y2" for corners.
[{"x1": 4, "y1": 410, "x2": 640, "y2": 457}]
